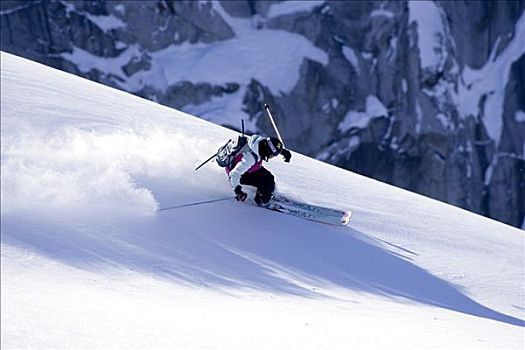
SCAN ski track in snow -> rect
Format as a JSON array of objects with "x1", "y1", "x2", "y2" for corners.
[{"x1": 1, "y1": 52, "x2": 524, "y2": 349}]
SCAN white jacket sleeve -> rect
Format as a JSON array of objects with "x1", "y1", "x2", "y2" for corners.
[{"x1": 229, "y1": 152, "x2": 257, "y2": 189}]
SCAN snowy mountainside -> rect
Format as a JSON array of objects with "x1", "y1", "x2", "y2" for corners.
[
  {"x1": 1, "y1": 0, "x2": 524, "y2": 228},
  {"x1": 1, "y1": 52, "x2": 524, "y2": 349}
]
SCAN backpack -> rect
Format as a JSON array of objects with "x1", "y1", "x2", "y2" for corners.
[{"x1": 216, "y1": 135, "x2": 249, "y2": 168}]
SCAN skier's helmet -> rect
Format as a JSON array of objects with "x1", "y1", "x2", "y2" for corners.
[{"x1": 260, "y1": 136, "x2": 283, "y2": 160}]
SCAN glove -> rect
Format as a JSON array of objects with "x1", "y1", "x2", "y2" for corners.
[
  {"x1": 281, "y1": 149, "x2": 292, "y2": 163},
  {"x1": 234, "y1": 185, "x2": 247, "y2": 201}
]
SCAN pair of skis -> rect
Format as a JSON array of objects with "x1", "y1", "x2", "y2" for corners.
[
  {"x1": 263, "y1": 195, "x2": 351, "y2": 226},
  {"x1": 160, "y1": 195, "x2": 351, "y2": 226}
]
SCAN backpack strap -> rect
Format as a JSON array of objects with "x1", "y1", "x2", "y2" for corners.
[{"x1": 250, "y1": 150, "x2": 258, "y2": 162}]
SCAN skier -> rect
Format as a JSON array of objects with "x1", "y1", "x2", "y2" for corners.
[{"x1": 226, "y1": 135, "x2": 291, "y2": 205}]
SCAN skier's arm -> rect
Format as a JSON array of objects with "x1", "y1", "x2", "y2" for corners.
[{"x1": 228, "y1": 152, "x2": 257, "y2": 189}]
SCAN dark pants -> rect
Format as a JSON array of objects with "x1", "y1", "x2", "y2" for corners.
[{"x1": 240, "y1": 167, "x2": 275, "y2": 204}]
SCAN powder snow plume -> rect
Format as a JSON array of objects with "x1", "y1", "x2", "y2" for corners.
[{"x1": 1, "y1": 124, "x2": 222, "y2": 214}]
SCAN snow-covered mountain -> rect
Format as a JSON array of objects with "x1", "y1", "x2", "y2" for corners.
[
  {"x1": 1, "y1": 0, "x2": 524, "y2": 228},
  {"x1": 1, "y1": 51, "x2": 524, "y2": 349}
]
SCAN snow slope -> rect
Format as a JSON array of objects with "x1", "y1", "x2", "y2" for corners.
[{"x1": 1, "y1": 52, "x2": 524, "y2": 349}]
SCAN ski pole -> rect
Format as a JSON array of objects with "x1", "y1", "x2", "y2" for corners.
[
  {"x1": 195, "y1": 151, "x2": 219, "y2": 171},
  {"x1": 159, "y1": 197, "x2": 232, "y2": 211},
  {"x1": 195, "y1": 139, "x2": 232, "y2": 171},
  {"x1": 264, "y1": 104, "x2": 286, "y2": 148}
]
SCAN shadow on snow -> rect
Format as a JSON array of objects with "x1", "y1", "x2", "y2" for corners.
[{"x1": 2, "y1": 201, "x2": 523, "y2": 328}]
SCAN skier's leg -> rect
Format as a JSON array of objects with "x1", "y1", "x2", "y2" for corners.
[
  {"x1": 240, "y1": 167, "x2": 275, "y2": 204},
  {"x1": 255, "y1": 167, "x2": 275, "y2": 204}
]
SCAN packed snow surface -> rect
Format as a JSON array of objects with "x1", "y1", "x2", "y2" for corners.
[{"x1": 1, "y1": 52, "x2": 524, "y2": 349}]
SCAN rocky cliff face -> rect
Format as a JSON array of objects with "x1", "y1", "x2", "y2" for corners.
[{"x1": 2, "y1": 0, "x2": 524, "y2": 227}]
